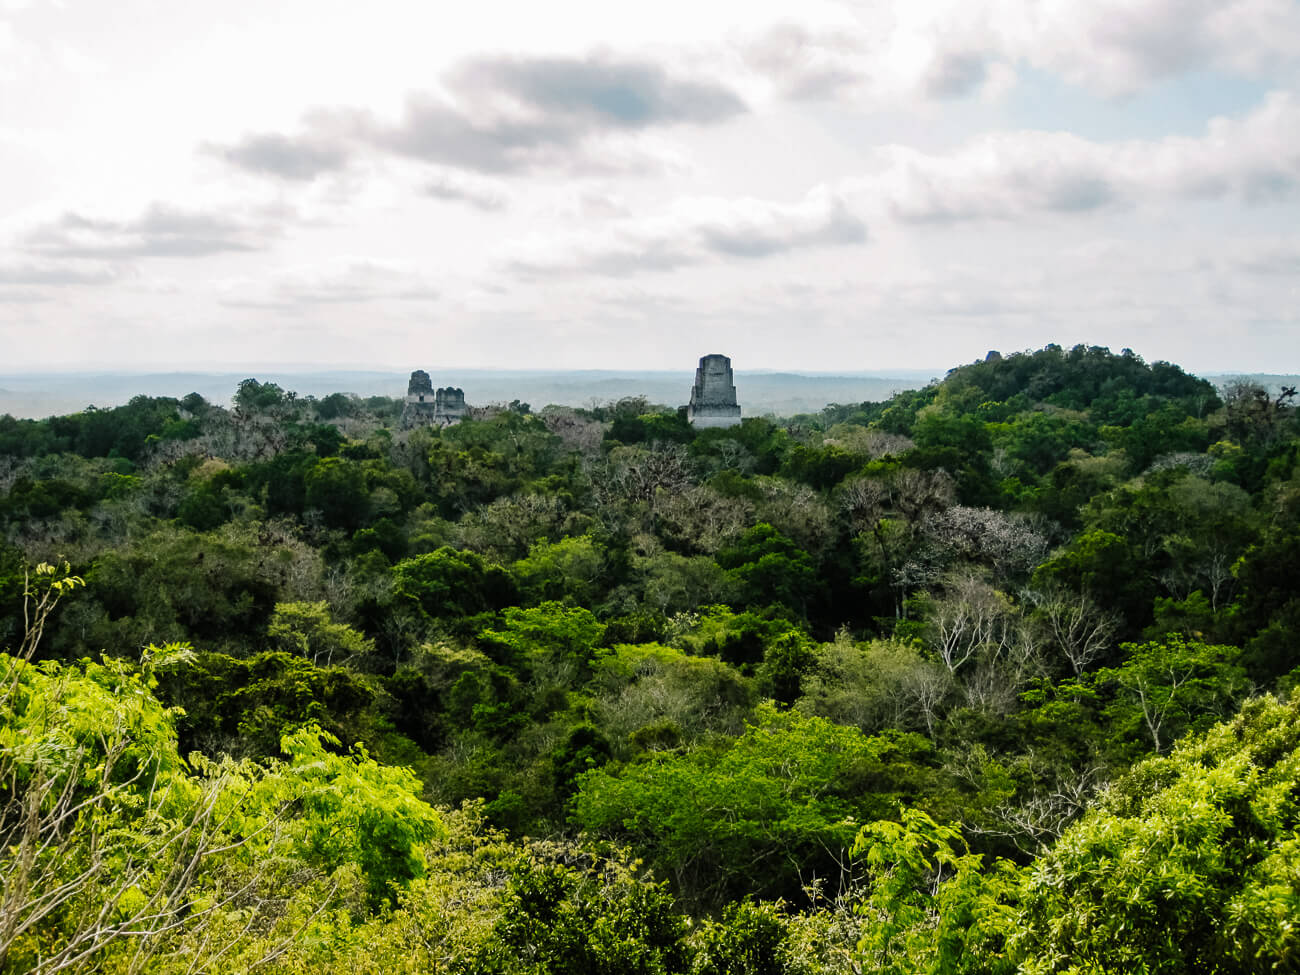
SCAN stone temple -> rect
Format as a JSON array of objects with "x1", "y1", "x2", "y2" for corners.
[
  {"x1": 400, "y1": 370, "x2": 467, "y2": 429},
  {"x1": 687, "y1": 354, "x2": 742, "y2": 428}
]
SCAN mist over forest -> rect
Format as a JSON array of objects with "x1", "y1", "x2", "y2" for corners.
[{"x1": 2, "y1": 343, "x2": 1300, "y2": 973}]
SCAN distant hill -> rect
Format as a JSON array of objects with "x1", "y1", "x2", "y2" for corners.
[
  {"x1": 0, "y1": 369, "x2": 938, "y2": 420},
  {"x1": 1203, "y1": 374, "x2": 1300, "y2": 396}
]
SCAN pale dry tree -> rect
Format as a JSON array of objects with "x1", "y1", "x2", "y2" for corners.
[{"x1": 1023, "y1": 585, "x2": 1120, "y2": 676}]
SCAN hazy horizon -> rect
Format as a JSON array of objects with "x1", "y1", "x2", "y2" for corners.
[{"x1": 3, "y1": 363, "x2": 1297, "y2": 421}]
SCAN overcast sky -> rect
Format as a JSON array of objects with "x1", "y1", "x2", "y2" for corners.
[{"x1": 1, "y1": 0, "x2": 1298, "y2": 374}]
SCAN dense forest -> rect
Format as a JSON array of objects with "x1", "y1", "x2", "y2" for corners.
[{"x1": 2, "y1": 344, "x2": 1299, "y2": 973}]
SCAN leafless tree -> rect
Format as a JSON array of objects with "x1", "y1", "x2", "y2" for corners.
[
  {"x1": 597, "y1": 443, "x2": 696, "y2": 508},
  {"x1": 899, "y1": 660, "x2": 955, "y2": 737},
  {"x1": 655, "y1": 485, "x2": 754, "y2": 555},
  {"x1": 753, "y1": 478, "x2": 834, "y2": 555},
  {"x1": 538, "y1": 406, "x2": 608, "y2": 454},
  {"x1": 925, "y1": 572, "x2": 1020, "y2": 674},
  {"x1": 959, "y1": 752, "x2": 1108, "y2": 855},
  {"x1": 456, "y1": 494, "x2": 571, "y2": 562},
  {"x1": 1023, "y1": 585, "x2": 1120, "y2": 675}
]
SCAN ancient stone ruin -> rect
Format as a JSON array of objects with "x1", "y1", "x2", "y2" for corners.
[
  {"x1": 687, "y1": 354, "x2": 742, "y2": 428},
  {"x1": 434, "y1": 386, "x2": 467, "y2": 424},
  {"x1": 400, "y1": 370, "x2": 467, "y2": 429}
]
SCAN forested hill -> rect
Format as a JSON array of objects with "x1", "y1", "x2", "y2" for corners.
[{"x1": 2, "y1": 344, "x2": 1299, "y2": 973}]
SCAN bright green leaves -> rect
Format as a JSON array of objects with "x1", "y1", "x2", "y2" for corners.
[
  {"x1": 268, "y1": 600, "x2": 376, "y2": 667},
  {"x1": 273, "y1": 725, "x2": 443, "y2": 907},
  {"x1": 852, "y1": 808, "x2": 1018, "y2": 975},
  {"x1": 480, "y1": 601, "x2": 606, "y2": 675},
  {"x1": 1013, "y1": 692, "x2": 1300, "y2": 973},
  {"x1": 572, "y1": 704, "x2": 939, "y2": 905},
  {"x1": 483, "y1": 857, "x2": 690, "y2": 975},
  {"x1": 716, "y1": 523, "x2": 817, "y2": 616}
]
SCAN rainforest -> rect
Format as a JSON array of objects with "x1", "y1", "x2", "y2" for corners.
[{"x1": 2, "y1": 343, "x2": 1299, "y2": 974}]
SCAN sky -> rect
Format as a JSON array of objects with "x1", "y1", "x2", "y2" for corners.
[{"x1": 1, "y1": 0, "x2": 1298, "y2": 375}]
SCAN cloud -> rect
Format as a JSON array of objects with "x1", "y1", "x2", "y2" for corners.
[
  {"x1": 1236, "y1": 244, "x2": 1300, "y2": 275},
  {"x1": 0, "y1": 290, "x2": 51, "y2": 304},
  {"x1": 1006, "y1": 0, "x2": 1300, "y2": 95},
  {"x1": 214, "y1": 50, "x2": 747, "y2": 180},
  {"x1": 207, "y1": 131, "x2": 350, "y2": 182},
  {"x1": 448, "y1": 53, "x2": 745, "y2": 127},
  {"x1": 0, "y1": 262, "x2": 118, "y2": 285},
  {"x1": 870, "y1": 91, "x2": 1300, "y2": 222},
  {"x1": 423, "y1": 170, "x2": 509, "y2": 211},
  {"x1": 740, "y1": 0, "x2": 1300, "y2": 104},
  {"x1": 740, "y1": 22, "x2": 872, "y2": 101},
  {"x1": 219, "y1": 259, "x2": 439, "y2": 311},
  {"x1": 502, "y1": 186, "x2": 866, "y2": 277},
  {"x1": 22, "y1": 203, "x2": 284, "y2": 259}
]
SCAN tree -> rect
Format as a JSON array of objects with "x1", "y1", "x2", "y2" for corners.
[
  {"x1": 1098, "y1": 637, "x2": 1248, "y2": 756},
  {"x1": 304, "y1": 456, "x2": 368, "y2": 531},
  {"x1": 852, "y1": 808, "x2": 1017, "y2": 975},
  {"x1": 922, "y1": 572, "x2": 1022, "y2": 675},
  {"x1": 572, "y1": 704, "x2": 941, "y2": 905},
  {"x1": 0, "y1": 637, "x2": 307, "y2": 974},
  {"x1": 479, "y1": 602, "x2": 606, "y2": 681},
  {"x1": 268, "y1": 600, "x2": 376, "y2": 666},
  {"x1": 511, "y1": 535, "x2": 609, "y2": 607},
  {"x1": 590, "y1": 643, "x2": 752, "y2": 755},
  {"x1": 716, "y1": 523, "x2": 818, "y2": 616},
  {"x1": 1023, "y1": 586, "x2": 1119, "y2": 676},
  {"x1": 1013, "y1": 692, "x2": 1300, "y2": 973},
  {"x1": 797, "y1": 635, "x2": 954, "y2": 737},
  {"x1": 392, "y1": 547, "x2": 517, "y2": 623},
  {"x1": 477, "y1": 852, "x2": 690, "y2": 975}
]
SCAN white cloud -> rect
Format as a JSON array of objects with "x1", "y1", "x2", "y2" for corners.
[
  {"x1": 501, "y1": 186, "x2": 866, "y2": 276},
  {"x1": 218, "y1": 259, "x2": 440, "y2": 311},
  {"x1": 0, "y1": 260, "x2": 118, "y2": 285},
  {"x1": 212, "y1": 50, "x2": 747, "y2": 181},
  {"x1": 866, "y1": 91, "x2": 1300, "y2": 222},
  {"x1": 22, "y1": 202, "x2": 289, "y2": 260},
  {"x1": 422, "y1": 169, "x2": 510, "y2": 211},
  {"x1": 738, "y1": 0, "x2": 1300, "y2": 103}
]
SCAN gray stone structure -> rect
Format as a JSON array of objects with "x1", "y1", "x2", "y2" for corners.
[
  {"x1": 434, "y1": 386, "x2": 467, "y2": 425},
  {"x1": 687, "y1": 354, "x2": 742, "y2": 428},
  {"x1": 401, "y1": 371, "x2": 468, "y2": 429},
  {"x1": 400, "y1": 370, "x2": 437, "y2": 429}
]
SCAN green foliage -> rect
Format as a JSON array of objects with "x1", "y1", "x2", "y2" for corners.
[
  {"x1": 512, "y1": 535, "x2": 609, "y2": 605},
  {"x1": 1096, "y1": 637, "x2": 1249, "y2": 757},
  {"x1": 268, "y1": 600, "x2": 376, "y2": 666},
  {"x1": 590, "y1": 643, "x2": 753, "y2": 753},
  {"x1": 669, "y1": 604, "x2": 806, "y2": 670},
  {"x1": 480, "y1": 601, "x2": 607, "y2": 676},
  {"x1": 3, "y1": 344, "x2": 1300, "y2": 971},
  {"x1": 157, "y1": 649, "x2": 375, "y2": 758},
  {"x1": 273, "y1": 724, "x2": 443, "y2": 906},
  {"x1": 305, "y1": 455, "x2": 369, "y2": 530},
  {"x1": 1013, "y1": 692, "x2": 1300, "y2": 973},
  {"x1": 393, "y1": 546, "x2": 517, "y2": 622},
  {"x1": 572, "y1": 704, "x2": 941, "y2": 904},
  {"x1": 716, "y1": 524, "x2": 818, "y2": 616},
  {"x1": 852, "y1": 808, "x2": 1017, "y2": 975},
  {"x1": 78, "y1": 526, "x2": 288, "y2": 654},
  {"x1": 479, "y1": 853, "x2": 690, "y2": 975},
  {"x1": 691, "y1": 900, "x2": 799, "y2": 975}
]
